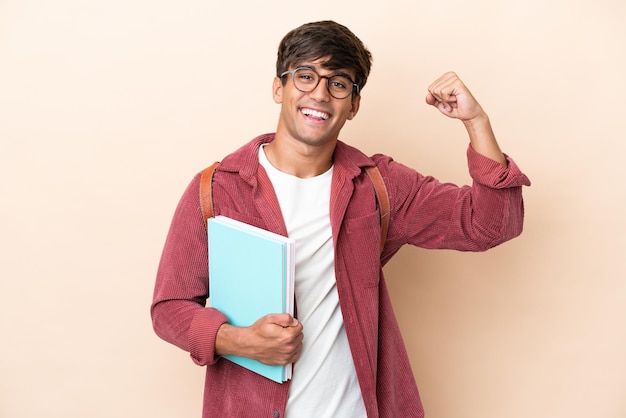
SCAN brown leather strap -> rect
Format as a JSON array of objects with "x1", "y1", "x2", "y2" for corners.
[
  {"x1": 199, "y1": 161, "x2": 220, "y2": 229},
  {"x1": 364, "y1": 165, "x2": 390, "y2": 254}
]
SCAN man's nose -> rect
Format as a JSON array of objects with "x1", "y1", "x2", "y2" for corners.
[{"x1": 308, "y1": 77, "x2": 331, "y2": 101}]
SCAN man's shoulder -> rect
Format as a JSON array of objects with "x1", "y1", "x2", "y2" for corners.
[
  {"x1": 334, "y1": 140, "x2": 396, "y2": 174},
  {"x1": 217, "y1": 133, "x2": 275, "y2": 173}
]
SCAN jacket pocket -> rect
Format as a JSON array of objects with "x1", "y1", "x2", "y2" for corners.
[{"x1": 341, "y1": 210, "x2": 381, "y2": 288}]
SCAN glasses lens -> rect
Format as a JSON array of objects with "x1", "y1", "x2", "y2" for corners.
[
  {"x1": 293, "y1": 68, "x2": 319, "y2": 92},
  {"x1": 328, "y1": 75, "x2": 353, "y2": 99}
]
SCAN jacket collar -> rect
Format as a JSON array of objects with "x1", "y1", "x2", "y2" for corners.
[{"x1": 218, "y1": 133, "x2": 376, "y2": 182}]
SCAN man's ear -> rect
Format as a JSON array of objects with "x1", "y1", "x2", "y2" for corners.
[
  {"x1": 347, "y1": 94, "x2": 361, "y2": 120},
  {"x1": 272, "y1": 77, "x2": 283, "y2": 104}
]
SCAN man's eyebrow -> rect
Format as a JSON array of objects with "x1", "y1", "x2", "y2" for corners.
[
  {"x1": 331, "y1": 70, "x2": 354, "y2": 80},
  {"x1": 296, "y1": 64, "x2": 354, "y2": 80},
  {"x1": 296, "y1": 64, "x2": 315, "y2": 70}
]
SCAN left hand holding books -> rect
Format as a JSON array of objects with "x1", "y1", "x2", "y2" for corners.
[{"x1": 215, "y1": 313, "x2": 304, "y2": 366}]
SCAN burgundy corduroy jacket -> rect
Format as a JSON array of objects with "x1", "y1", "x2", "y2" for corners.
[{"x1": 151, "y1": 133, "x2": 530, "y2": 418}]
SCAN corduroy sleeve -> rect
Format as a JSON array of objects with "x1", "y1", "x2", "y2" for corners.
[
  {"x1": 380, "y1": 144, "x2": 530, "y2": 252},
  {"x1": 151, "y1": 173, "x2": 229, "y2": 366},
  {"x1": 467, "y1": 145, "x2": 531, "y2": 189}
]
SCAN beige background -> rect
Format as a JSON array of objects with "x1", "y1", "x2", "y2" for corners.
[{"x1": 1, "y1": 0, "x2": 625, "y2": 417}]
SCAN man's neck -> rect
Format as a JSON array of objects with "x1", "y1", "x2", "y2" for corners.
[{"x1": 263, "y1": 136, "x2": 335, "y2": 178}]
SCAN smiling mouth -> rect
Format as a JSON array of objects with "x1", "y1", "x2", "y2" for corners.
[{"x1": 301, "y1": 107, "x2": 330, "y2": 121}]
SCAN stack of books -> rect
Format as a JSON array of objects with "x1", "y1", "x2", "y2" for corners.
[{"x1": 207, "y1": 215, "x2": 296, "y2": 383}]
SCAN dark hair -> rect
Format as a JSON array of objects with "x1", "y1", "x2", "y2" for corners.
[{"x1": 276, "y1": 21, "x2": 373, "y2": 93}]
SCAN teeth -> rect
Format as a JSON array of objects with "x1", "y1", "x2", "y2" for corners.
[{"x1": 302, "y1": 108, "x2": 329, "y2": 120}]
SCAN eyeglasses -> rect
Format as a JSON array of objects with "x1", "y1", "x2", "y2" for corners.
[{"x1": 280, "y1": 67, "x2": 359, "y2": 99}]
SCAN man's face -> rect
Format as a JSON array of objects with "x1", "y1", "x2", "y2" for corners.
[{"x1": 273, "y1": 58, "x2": 361, "y2": 148}]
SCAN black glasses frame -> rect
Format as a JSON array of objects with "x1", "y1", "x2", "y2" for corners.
[{"x1": 280, "y1": 67, "x2": 359, "y2": 99}]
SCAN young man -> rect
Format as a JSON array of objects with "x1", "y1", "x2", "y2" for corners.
[{"x1": 151, "y1": 21, "x2": 530, "y2": 418}]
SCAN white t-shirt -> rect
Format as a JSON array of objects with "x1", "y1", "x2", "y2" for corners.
[{"x1": 259, "y1": 146, "x2": 366, "y2": 418}]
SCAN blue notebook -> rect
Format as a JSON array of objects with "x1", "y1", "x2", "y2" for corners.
[{"x1": 207, "y1": 215, "x2": 295, "y2": 383}]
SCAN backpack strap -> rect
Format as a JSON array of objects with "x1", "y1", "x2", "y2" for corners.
[
  {"x1": 364, "y1": 165, "x2": 390, "y2": 254},
  {"x1": 199, "y1": 162, "x2": 390, "y2": 253},
  {"x1": 199, "y1": 161, "x2": 220, "y2": 228}
]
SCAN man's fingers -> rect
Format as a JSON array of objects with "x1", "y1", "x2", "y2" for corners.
[
  {"x1": 426, "y1": 90, "x2": 457, "y2": 114},
  {"x1": 428, "y1": 72, "x2": 465, "y2": 102},
  {"x1": 265, "y1": 313, "x2": 300, "y2": 328}
]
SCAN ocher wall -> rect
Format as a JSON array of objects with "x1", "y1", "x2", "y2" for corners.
[{"x1": 1, "y1": 1, "x2": 624, "y2": 417}]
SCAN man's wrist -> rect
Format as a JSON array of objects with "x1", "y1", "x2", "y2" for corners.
[
  {"x1": 215, "y1": 323, "x2": 238, "y2": 357},
  {"x1": 462, "y1": 110, "x2": 490, "y2": 130}
]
